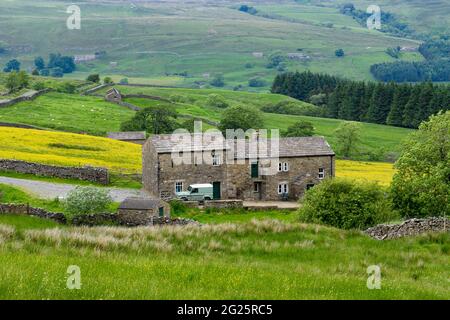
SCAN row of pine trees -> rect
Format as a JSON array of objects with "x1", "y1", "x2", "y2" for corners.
[{"x1": 271, "y1": 71, "x2": 449, "y2": 128}]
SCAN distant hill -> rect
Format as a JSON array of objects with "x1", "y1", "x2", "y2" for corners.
[{"x1": 0, "y1": 0, "x2": 425, "y2": 89}]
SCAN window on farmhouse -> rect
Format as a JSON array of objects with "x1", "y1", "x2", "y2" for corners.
[
  {"x1": 319, "y1": 168, "x2": 325, "y2": 179},
  {"x1": 175, "y1": 182, "x2": 183, "y2": 193},
  {"x1": 278, "y1": 183, "x2": 288, "y2": 194},
  {"x1": 212, "y1": 153, "x2": 221, "y2": 166},
  {"x1": 278, "y1": 162, "x2": 289, "y2": 172}
]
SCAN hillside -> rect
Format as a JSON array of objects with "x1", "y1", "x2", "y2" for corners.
[
  {"x1": 0, "y1": 0, "x2": 423, "y2": 89},
  {"x1": 305, "y1": 0, "x2": 450, "y2": 34}
]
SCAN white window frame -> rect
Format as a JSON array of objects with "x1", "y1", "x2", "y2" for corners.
[
  {"x1": 278, "y1": 183, "x2": 289, "y2": 194},
  {"x1": 175, "y1": 181, "x2": 183, "y2": 193},
  {"x1": 318, "y1": 168, "x2": 325, "y2": 180},
  {"x1": 212, "y1": 153, "x2": 221, "y2": 166},
  {"x1": 278, "y1": 162, "x2": 289, "y2": 172},
  {"x1": 253, "y1": 182, "x2": 260, "y2": 193}
]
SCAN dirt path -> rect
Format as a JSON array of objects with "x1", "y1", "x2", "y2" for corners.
[{"x1": 0, "y1": 176, "x2": 147, "y2": 202}]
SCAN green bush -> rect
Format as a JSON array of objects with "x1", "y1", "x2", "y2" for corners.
[
  {"x1": 169, "y1": 94, "x2": 195, "y2": 104},
  {"x1": 169, "y1": 199, "x2": 189, "y2": 214},
  {"x1": 57, "y1": 82, "x2": 76, "y2": 94},
  {"x1": 103, "y1": 77, "x2": 113, "y2": 84},
  {"x1": 32, "y1": 82, "x2": 46, "y2": 91},
  {"x1": 248, "y1": 77, "x2": 266, "y2": 87},
  {"x1": 261, "y1": 100, "x2": 324, "y2": 117},
  {"x1": 298, "y1": 179, "x2": 397, "y2": 230},
  {"x1": 206, "y1": 94, "x2": 229, "y2": 109},
  {"x1": 390, "y1": 111, "x2": 450, "y2": 218},
  {"x1": 64, "y1": 186, "x2": 113, "y2": 217},
  {"x1": 86, "y1": 74, "x2": 100, "y2": 83}
]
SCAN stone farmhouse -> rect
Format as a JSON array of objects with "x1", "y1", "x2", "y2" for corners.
[{"x1": 143, "y1": 133, "x2": 335, "y2": 201}]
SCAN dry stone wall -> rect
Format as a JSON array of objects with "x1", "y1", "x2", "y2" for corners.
[
  {"x1": 0, "y1": 204, "x2": 67, "y2": 224},
  {"x1": 0, "y1": 159, "x2": 109, "y2": 184},
  {"x1": 0, "y1": 204, "x2": 197, "y2": 227},
  {"x1": 365, "y1": 217, "x2": 449, "y2": 240},
  {"x1": 0, "y1": 89, "x2": 51, "y2": 108}
]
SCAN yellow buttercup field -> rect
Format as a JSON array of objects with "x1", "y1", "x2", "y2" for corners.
[
  {"x1": 0, "y1": 127, "x2": 141, "y2": 173},
  {"x1": 336, "y1": 159, "x2": 395, "y2": 186}
]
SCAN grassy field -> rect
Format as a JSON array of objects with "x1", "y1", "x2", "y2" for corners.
[
  {"x1": 0, "y1": 216, "x2": 448, "y2": 299},
  {"x1": 0, "y1": 0, "x2": 423, "y2": 89},
  {"x1": 0, "y1": 183, "x2": 66, "y2": 213},
  {"x1": 0, "y1": 127, "x2": 141, "y2": 174},
  {"x1": 0, "y1": 92, "x2": 135, "y2": 136}
]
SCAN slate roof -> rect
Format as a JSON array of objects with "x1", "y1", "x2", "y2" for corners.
[
  {"x1": 229, "y1": 136, "x2": 335, "y2": 158},
  {"x1": 149, "y1": 133, "x2": 229, "y2": 153},
  {"x1": 119, "y1": 197, "x2": 163, "y2": 210},
  {"x1": 149, "y1": 134, "x2": 334, "y2": 158},
  {"x1": 108, "y1": 131, "x2": 146, "y2": 141}
]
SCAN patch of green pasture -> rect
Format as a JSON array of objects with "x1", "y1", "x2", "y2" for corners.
[
  {"x1": 0, "y1": 218, "x2": 448, "y2": 299},
  {"x1": 0, "y1": 92, "x2": 135, "y2": 136}
]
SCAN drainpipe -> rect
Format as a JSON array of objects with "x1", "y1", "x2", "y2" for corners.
[{"x1": 330, "y1": 155, "x2": 334, "y2": 177}]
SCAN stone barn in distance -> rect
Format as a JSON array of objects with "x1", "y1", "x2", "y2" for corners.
[
  {"x1": 105, "y1": 88, "x2": 122, "y2": 102},
  {"x1": 142, "y1": 133, "x2": 335, "y2": 201},
  {"x1": 117, "y1": 197, "x2": 171, "y2": 226}
]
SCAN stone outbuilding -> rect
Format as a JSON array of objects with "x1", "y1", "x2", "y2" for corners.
[
  {"x1": 107, "y1": 131, "x2": 147, "y2": 145},
  {"x1": 117, "y1": 197, "x2": 171, "y2": 226},
  {"x1": 105, "y1": 88, "x2": 122, "y2": 102}
]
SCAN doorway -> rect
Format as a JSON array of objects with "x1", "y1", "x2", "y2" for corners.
[{"x1": 212, "y1": 181, "x2": 221, "y2": 200}]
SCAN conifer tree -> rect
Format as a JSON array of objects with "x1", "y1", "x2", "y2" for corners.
[{"x1": 387, "y1": 84, "x2": 411, "y2": 126}]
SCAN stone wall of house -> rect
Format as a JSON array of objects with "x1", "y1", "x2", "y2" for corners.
[
  {"x1": 156, "y1": 152, "x2": 228, "y2": 200},
  {"x1": 365, "y1": 217, "x2": 449, "y2": 240},
  {"x1": 262, "y1": 156, "x2": 335, "y2": 200},
  {"x1": 220, "y1": 155, "x2": 334, "y2": 201},
  {"x1": 142, "y1": 148, "x2": 335, "y2": 201},
  {"x1": 0, "y1": 203, "x2": 66, "y2": 224},
  {"x1": 142, "y1": 140, "x2": 160, "y2": 198},
  {"x1": 0, "y1": 159, "x2": 109, "y2": 185}
]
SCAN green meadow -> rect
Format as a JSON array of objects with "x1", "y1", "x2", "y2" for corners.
[
  {"x1": 0, "y1": 92, "x2": 134, "y2": 135},
  {"x1": 0, "y1": 214, "x2": 448, "y2": 299}
]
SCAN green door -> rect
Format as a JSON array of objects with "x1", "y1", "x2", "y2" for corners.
[
  {"x1": 158, "y1": 207, "x2": 164, "y2": 217},
  {"x1": 251, "y1": 162, "x2": 259, "y2": 178},
  {"x1": 213, "y1": 182, "x2": 221, "y2": 200}
]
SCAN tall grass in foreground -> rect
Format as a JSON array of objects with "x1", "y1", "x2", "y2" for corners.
[{"x1": 0, "y1": 218, "x2": 448, "y2": 299}]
